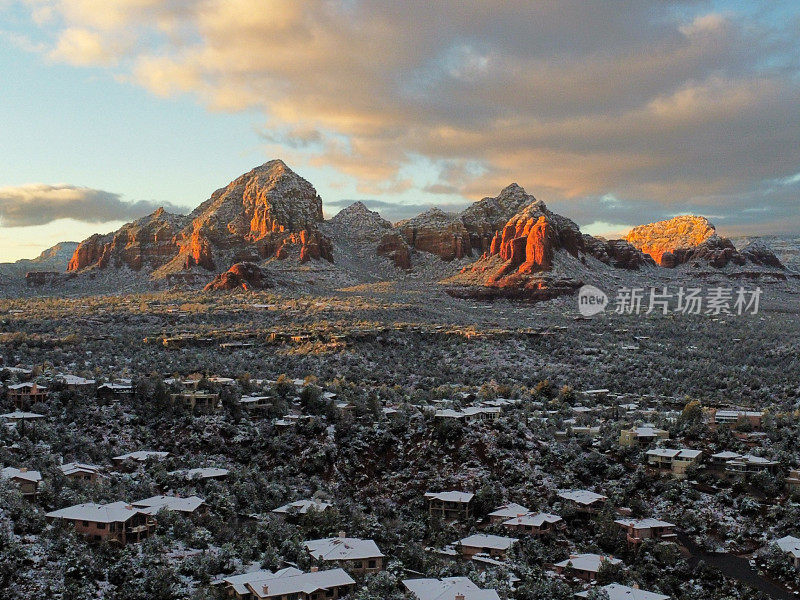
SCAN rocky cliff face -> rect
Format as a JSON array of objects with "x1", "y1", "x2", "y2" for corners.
[
  {"x1": 203, "y1": 262, "x2": 272, "y2": 291},
  {"x1": 0, "y1": 241, "x2": 79, "y2": 279},
  {"x1": 460, "y1": 183, "x2": 538, "y2": 254},
  {"x1": 625, "y1": 216, "x2": 716, "y2": 265},
  {"x1": 67, "y1": 160, "x2": 334, "y2": 276},
  {"x1": 67, "y1": 208, "x2": 190, "y2": 271}
]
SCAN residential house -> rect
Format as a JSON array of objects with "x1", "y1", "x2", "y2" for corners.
[
  {"x1": 619, "y1": 426, "x2": 669, "y2": 447},
  {"x1": 1, "y1": 466, "x2": 42, "y2": 498},
  {"x1": 614, "y1": 518, "x2": 677, "y2": 546},
  {"x1": 557, "y1": 489, "x2": 608, "y2": 514},
  {"x1": 775, "y1": 536, "x2": 800, "y2": 569},
  {"x1": 725, "y1": 454, "x2": 780, "y2": 475},
  {"x1": 553, "y1": 553, "x2": 622, "y2": 581},
  {"x1": 222, "y1": 567, "x2": 355, "y2": 600},
  {"x1": 502, "y1": 512, "x2": 564, "y2": 536},
  {"x1": 97, "y1": 382, "x2": 134, "y2": 402},
  {"x1": 132, "y1": 495, "x2": 207, "y2": 517},
  {"x1": 170, "y1": 467, "x2": 230, "y2": 481},
  {"x1": 709, "y1": 409, "x2": 764, "y2": 429},
  {"x1": 112, "y1": 450, "x2": 169, "y2": 468},
  {"x1": 487, "y1": 502, "x2": 530, "y2": 524},
  {"x1": 60, "y1": 462, "x2": 103, "y2": 483},
  {"x1": 403, "y1": 577, "x2": 500, "y2": 600},
  {"x1": 646, "y1": 448, "x2": 703, "y2": 478},
  {"x1": 57, "y1": 375, "x2": 96, "y2": 391},
  {"x1": 708, "y1": 451, "x2": 742, "y2": 472},
  {"x1": 0, "y1": 411, "x2": 45, "y2": 426},
  {"x1": 45, "y1": 502, "x2": 156, "y2": 544},
  {"x1": 272, "y1": 499, "x2": 333, "y2": 520},
  {"x1": 576, "y1": 583, "x2": 669, "y2": 600},
  {"x1": 456, "y1": 534, "x2": 518, "y2": 559},
  {"x1": 425, "y1": 491, "x2": 474, "y2": 521},
  {"x1": 6, "y1": 383, "x2": 48, "y2": 409},
  {"x1": 239, "y1": 395, "x2": 272, "y2": 412},
  {"x1": 171, "y1": 390, "x2": 221, "y2": 412},
  {"x1": 303, "y1": 534, "x2": 384, "y2": 574}
]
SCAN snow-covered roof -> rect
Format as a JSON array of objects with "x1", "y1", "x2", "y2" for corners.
[
  {"x1": 304, "y1": 536, "x2": 383, "y2": 561},
  {"x1": 272, "y1": 499, "x2": 332, "y2": 515},
  {"x1": 403, "y1": 577, "x2": 500, "y2": 600},
  {"x1": 627, "y1": 426, "x2": 667, "y2": 437},
  {"x1": 554, "y1": 553, "x2": 622, "y2": 573},
  {"x1": 576, "y1": 583, "x2": 669, "y2": 600},
  {"x1": 244, "y1": 567, "x2": 354, "y2": 598},
  {"x1": 458, "y1": 534, "x2": 518, "y2": 551},
  {"x1": 98, "y1": 383, "x2": 132, "y2": 390},
  {"x1": 1, "y1": 466, "x2": 42, "y2": 483},
  {"x1": 557, "y1": 489, "x2": 607, "y2": 505},
  {"x1": 0, "y1": 411, "x2": 45, "y2": 420},
  {"x1": 112, "y1": 450, "x2": 169, "y2": 462},
  {"x1": 503, "y1": 512, "x2": 563, "y2": 527},
  {"x1": 46, "y1": 501, "x2": 146, "y2": 523},
  {"x1": 488, "y1": 502, "x2": 530, "y2": 519},
  {"x1": 646, "y1": 448, "x2": 701, "y2": 460},
  {"x1": 171, "y1": 467, "x2": 229, "y2": 480},
  {"x1": 60, "y1": 462, "x2": 102, "y2": 476},
  {"x1": 775, "y1": 535, "x2": 800, "y2": 559},
  {"x1": 711, "y1": 451, "x2": 741, "y2": 460},
  {"x1": 424, "y1": 491, "x2": 474, "y2": 503},
  {"x1": 7, "y1": 382, "x2": 47, "y2": 391},
  {"x1": 614, "y1": 518, "x2": 675, "y2": 530},
  {"x1": 57, "y1": 375, "x2": 95, "y2": 385},
  {"x1": 132, "y1": 495, "x2": 205, "y2": 514}
]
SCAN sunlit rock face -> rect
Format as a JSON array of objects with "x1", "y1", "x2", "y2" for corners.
[
  {"x1": 625, "y1": 215, "x2": 716, "y2": 265},
  {"x1": 67, "y1": 160, "x2": 333, "y2": 276},
  {"x1": 203, "y1": 262, "x2": 271, "y2": 291}
]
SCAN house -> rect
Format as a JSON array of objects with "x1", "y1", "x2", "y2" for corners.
[
  {"x1": 619, "y1": 426, "x2": 669, "y2": 447},
  {"x1": 45, "y1": 502, "x2": 156, "y2": 544},
  {"x1": 97, "y1": 382, "x2": 134, "y2": 402},
  {"x1": 222, "y1": 567, "x2": 355, "y2": 600},
  {"x1": 56, "y1": 375, "x2": 96, "y2": 391},
  {"x1": 557, "y1": 489, "x2": 608, "y2": 514},
  {"x1": 554, "y1": 553, "x2": 622, "y2": 581},
  {"x1": 576, "y1": 583, "x2": 669, "y2": 600},
  {"x1": 170, "y1": 467, "x2": 230, "y2": 481},
  {"x1": 272, "y1": 499, "x2": 333, "y2": 520},
  {"x1": 1, "y1": 466, "x2": 42, "y2": 498},
  {"x1": 775, "y1": 536, "x2": 800, "y2": 569},
  {"x1": 403, "y1": 576, "x2": 500, "y2": 600},
  {"x1": 425, "y1": 491, "x2": 474, "y2": 521},
  {"x1": 434, "y1": 406, "x2": 501, "y2": 423},
  {"x1": 60, "y1": 462, "x2": 103, "y2": 483},
  {"x1": 502, "y1": 512, "x2": 564, "y2": 536},
  {"x1": 303, "y1": 534, "x2": 384, "y2": 574},
  {"x1": 786, "y1": 469, "x2": 800, "y2": 493},
  {"x1": 239, "y1": 395, "x2": 273, "y2": 412},
  {"x1": 132, "y1": 495, "x2": 207, "y2": 517},
  {"x1": 171, "y1": 390, "x2": 221, "y2": 412},
  {"x1": 708, "y1": 451, "x2": 742, "y2": 471},
  {"x1": 724, "y1": 454, "x2": 780, "y2": 475},
  {"x1": 456, "y1": 534, "x2": 518, "y2": 559},
  {"x1": 646, "y1": 448, "x2": 703, "y2": 478},
  {"x1": 614, "y1": 518, "x2": 677, "y2": 545},
  {"x1": 488, "y1": 502, "x2": 530, "y2": 524},
  {"x1": 112, "y1": 450, "x2": 169, "y2": 467},
  {"x1": 709, "y1": 409, "x2": 764, "y2": 429},
  {"x1": 0, "y1": 411, "x2": 45, "y2": 426},
  {"x1": 6, "y1": 383, "x2": 48, "y2": 409}
]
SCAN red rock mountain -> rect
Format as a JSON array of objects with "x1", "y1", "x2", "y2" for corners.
[
  {"x1": 68, "y1": 160, "x2": 333, "y2": 275},
  {"x1": 625, "y1": 215, "x2": 715, "y2": 265}
]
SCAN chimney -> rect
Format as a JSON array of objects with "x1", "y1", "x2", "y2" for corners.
[
  {"x1": 310, "y1": 566, "x2": 319, "y2": 572},
  {"x1": 262, "y1": 585, "x2": 269, "y2": 595},
  {"x1": 455, "y1": 595, "x2": 465, "y2": 600},
  {"x1": 338, "y1": 530, "x2": 346, "y2": 538}
]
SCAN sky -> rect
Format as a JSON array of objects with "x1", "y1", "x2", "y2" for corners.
[{"x1": 0, "y1": 1, "x2": 799, "y2": 262}]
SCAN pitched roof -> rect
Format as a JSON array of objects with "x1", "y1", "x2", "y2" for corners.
[
  {"x1": 503, "y1": 512, "x2": 563, "y2": 527},
  {"x1": 272, "y1": 499, "x2": 332, "y2": 515},
  {"x1": 488, "y1": 502, "x2": 530, "y2": 519},
  {"x1": 403, "y1": 577, "x2": 501, "y2": 600},
  {"x1": 132, "y1": 495, "x2": 205, "y2": 514},
  {"x1": 0, "y1": 411, "x2": 45, "y2": 420},
  {"x1": 172, "y1": 467, "x2": 230, "y2": 480},
  {"x1": 557, "y1": 489, "x2": 607, "y2": 505},
  {"x1": 46, "y1": 501, "x2": 146, "y2": 523},
  {"x1": 112, "y1": 450, "x2": 169, "y2": 462},
  {"x1": 458, "y1": 534, "x2": 518, "y2": 550},
  {"x1": 1, "y1": 466, "x2": 42, "y2": 483},
  {"x1": 60, "y1": 462, "x2": 103, "y2": 476},
  {"x1": 576, "y1": 583, "x2": 669, "y2": 600},
  {"x1": 304, "y1": 536, "x2": 384, "y2": 561},
  {"x1": 776, "y1": 535, "x2": 800, "y2": 558},
  {"x1": 424, "y1": 491, "x2": 474, "y2": 503},
  {"x1": 614, "y1": 518, "x2": 675, "y2": 530},
  {"x1": 244, "y1": 568, "x2": 355, "y2": 598},
  {"x1": 555, "y1": 553, "x2": 622, "y2": 573}
]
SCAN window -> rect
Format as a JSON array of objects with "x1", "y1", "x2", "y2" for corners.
[
  {"x1": 109, "y1": 523, "x2": 116, "y2": 532},
  {"x1": 82, "y1": 521, "x2": 89, "y2": 527},
  {"x1": 367, "y1": 560, "x2": 376, "y2": 569},
  {"x1": 352, "y1": 561, "x2": 363, "y2": 569},
  {"x1": 97, "y1": 523, "x2": 105, "y2": 529}
]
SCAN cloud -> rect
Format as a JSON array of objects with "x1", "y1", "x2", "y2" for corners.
[
  {"x1": 9, "y1": 1, "x2": 800, "y2": 232},
  {"x1": 0, "y1": 183, "x2": 188, "y2": 227}
]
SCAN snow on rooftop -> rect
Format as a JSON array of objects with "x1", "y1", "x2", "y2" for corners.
[
  {"x1": 304, "y1": 536, "x2": 383, "y2": 561},
  {"x1": 403, "y1": 576, "x2": 500, "y2": 600},
  {"x1": 576, "y1": 583, "x2": 669, "y2": 600}
]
